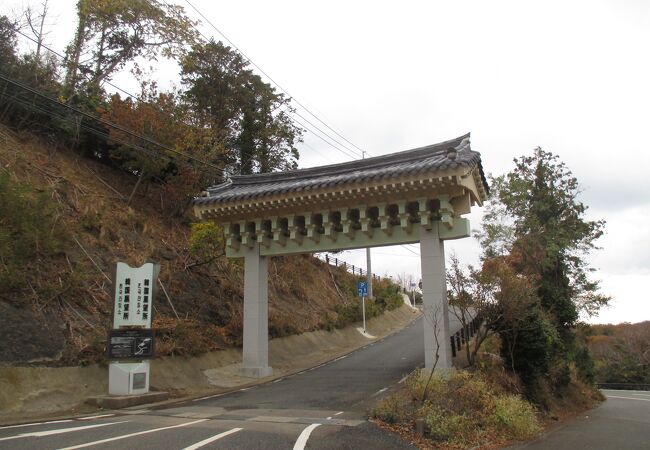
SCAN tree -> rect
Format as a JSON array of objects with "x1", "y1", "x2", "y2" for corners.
[
  {"x1": 0, "y1": 16, "x2": 19, "y2": 70},
  {"x1": 479, "y1": 147, "x2": 608, "y2": 328},
  {"x1": 447, "y1": 255, "x2": 537, "y2": 368},
  {"x1": 478, "y1": 147, "x2": 608, "y2": 392},
  {"x1": 63, "y1": 0, "x2": 198, "y2": 100},
  {"x1": 181, "y1": 40, "x2": 301, "y2": 175},
  {"x1": 22, "y1": 0, "x2": 51, "y2": 65}
]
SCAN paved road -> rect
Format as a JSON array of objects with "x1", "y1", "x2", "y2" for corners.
[
  {"x1": 0, "y1": 318, "x2": 424, "y2": 449},
  {"x1": 511, "y1": 389, "x2": 650, "y2": 450}
]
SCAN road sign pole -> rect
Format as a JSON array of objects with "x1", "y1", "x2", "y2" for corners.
[{"x1": 362, "y1": 295, "x2": 366, "y2": 333}]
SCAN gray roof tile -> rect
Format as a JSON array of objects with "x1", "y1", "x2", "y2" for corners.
[{"x1": 195, "y1": 133, "x2": 488, "y2": 205}]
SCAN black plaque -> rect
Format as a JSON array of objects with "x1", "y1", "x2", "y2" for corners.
[{"x1": 108, "y1": 329, "x2": 155, "y2": 359}]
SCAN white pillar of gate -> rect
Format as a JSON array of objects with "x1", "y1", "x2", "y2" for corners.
[
  {"x1": 239, "y1": 243, "x2": 273, "y2": 378},
  {"x1": 419, "y1": 223, "x2": 453, "y2": 371}
]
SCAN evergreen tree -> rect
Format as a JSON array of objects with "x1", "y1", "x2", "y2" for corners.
[{"x1": 479, "y1": 147, "x2": 608, "y2": 391}]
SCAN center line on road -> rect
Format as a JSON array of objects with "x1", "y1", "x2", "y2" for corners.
[
  {"x1": 182, "y1": 427, "x2": 242, "y2": 450},
  {"x1": 293, "y1": 423, "x2": 321, "y2": 450},
  {"x1": 58, "y1": 418, "x2": 208, "y2": 449},
  {"x1": 0, "y1": 421, "x2": 126, "y2": 442}
]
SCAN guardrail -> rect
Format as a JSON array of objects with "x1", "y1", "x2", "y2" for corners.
[
  {"x1": 597, "y1": 383, "x2": 650, "y2": 391},
  {"x1": 317, "y1": 253, "x2": 381, "y2": 281},
  {"x1": 449, "y1": 315, "x2": 482, "y2": 358}
]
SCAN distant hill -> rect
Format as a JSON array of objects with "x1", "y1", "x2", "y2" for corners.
[
  {"x1": 586, "y1": 321, "x2": 650, "y2": 383},
  {"x1": 0, "y1": 124, "x2": 402, "y2": 366}
]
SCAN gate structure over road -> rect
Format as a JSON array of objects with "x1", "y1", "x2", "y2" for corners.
[{"x1": 194, "y1": 134, "x2": 489, "y2": 377}]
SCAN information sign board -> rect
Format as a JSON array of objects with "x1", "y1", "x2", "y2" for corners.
[
  {"x1": 108, "y1": 329, "x2": 155, "y2": 359},
  {"x1": 113, "y1": 262, "x2": 159, "y2": 328},
  {"x1": 357, "y1": 281, "x2": 368, "y2": 297}
]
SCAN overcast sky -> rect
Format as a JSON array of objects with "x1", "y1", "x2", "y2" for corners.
[{"x1": 4, "y1": 0, "x2": 649, "y2": 324}]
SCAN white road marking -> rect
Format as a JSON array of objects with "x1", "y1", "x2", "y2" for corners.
[
  {"x1": 0, "y1": 421, "x2": 125, "y2": 442},
  {"x1": 77, "y1": 414, "x2": 115, "y2": 421},
  {"x1": 181, "y1": 427, "x2": 242, "y2": 450},
  {"x1": 273, "y1": 378, "x2": 284, "y2": 383},
  {"x1": 333, "y1": 355, "x2": 348, "y2": 362},
  {"x1": 399, "y1": 375, "x2": 409, "y2": 384},
  {"x1": 121, "y1": 409, "x2": 149, "y2": 414},
  {"x1": 58, "y1": 419, "x2": 208, "y2": 449},
  {"x1": 371, "y1": 387, "x2": 389, "y2": 397},
  {"x1": 334, "y1": 411, "x2": 344, "y2": 416},
  {"x1": 193, "y1": 393, "x2": 224, "y2": 402},
  {"x1": 0, "y1": 420, "x2": 73, "y2": 430},
  {"x1": 326, "y1": 416, "x2": 332, "y2": 420},
  {"x1": 293, "y1": 423, "x2": 321, "y2": 450},
  {"x1": 607, "y1": 395, "x2": 650, "y2": 402}
]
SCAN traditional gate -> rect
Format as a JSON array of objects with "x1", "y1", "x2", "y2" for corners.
[{"x1": 193, "y1": 134, "x2": 488, "y2": 377}]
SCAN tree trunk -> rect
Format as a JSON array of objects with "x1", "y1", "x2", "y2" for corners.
[
  {"x1": 127, "y1": 171, "x2": 146, "y2": 207},
  {"x1": 63, "y1": 7, "x2": 87, "y2": 102}
]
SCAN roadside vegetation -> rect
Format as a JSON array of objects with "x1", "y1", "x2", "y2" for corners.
[{"x1": 372, "y1": 147, "x2": 609, "y2": 447}]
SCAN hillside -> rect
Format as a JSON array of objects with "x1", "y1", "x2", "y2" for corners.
[
  {"x1": 586, "y1": 321, "x2": 650, "y2": 384},
  {"x1": 0, "y1": 124, "x2": 402, "y2": 367}
]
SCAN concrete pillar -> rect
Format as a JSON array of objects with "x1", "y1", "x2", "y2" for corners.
[
  {"x1": 366, "y1": 247, "x2": 373, "y2": 299},
  {"x1": 419, "y1": 223, "x2": 453, "y2": 370},
  {"x1": 239, "y1": 243, "x2": 273, "y2": 378}
]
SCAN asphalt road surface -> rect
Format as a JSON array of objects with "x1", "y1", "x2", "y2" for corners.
[
  {"x1": 0, "y1": 318, "x2": 424, "y2": 450},
  {"x1": 510, "y1": 389, "x2": 650, "y2": 450}
]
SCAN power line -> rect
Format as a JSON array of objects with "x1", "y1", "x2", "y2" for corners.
[
  {"x1": 179, "y1": 0, "x2": 370, "y2": 159},
  {"x1": 0, "y1": 73, "x2": 222, "y2": 173},
  {"x1": 402, "y1": 246, "x2": 420, "y2": 256},
  {"x1": 15, "y1": 10, "x2": 363, "y2": 165},
  {"x1": 13, "y1": 28, "x2": 142, "y2": 102},
  {"x1": 164, "y1": 0, "x2": 363, "y2": 160},
  {"x1": 288, "y1": 111, "x2": 357, "y2": 160},
  {"x1": 14, "y1": 21, "x2": 353, "y2": 176}
]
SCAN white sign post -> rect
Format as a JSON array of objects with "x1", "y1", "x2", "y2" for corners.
[
  {"x1": 109, "y1": 262, "x2": 159, "y2": 396},
  {"x1": 357, "y1": 281, "x2": 368, "y2": 333}
]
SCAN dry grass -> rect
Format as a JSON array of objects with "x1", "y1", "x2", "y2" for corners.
[
  {"x1": 372, "y1": 368, "x2": 542, "y2": 449},
  {"x1": 0, "y1": 124, "x2": 388, "y2": 365}
]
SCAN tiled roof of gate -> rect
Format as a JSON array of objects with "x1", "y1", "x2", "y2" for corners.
[{"x1": 195, "y1": 133, "x2": 488, "y2": 205}]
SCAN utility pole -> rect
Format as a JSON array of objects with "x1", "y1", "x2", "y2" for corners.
[
  {"x1": 366, "y1": 247, "x2": 373, "y2": 299},
  {"x1": 363, "y1": 150, "x2": 373, "y2": 299}
]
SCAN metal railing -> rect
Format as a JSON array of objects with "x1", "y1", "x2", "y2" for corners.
[
  {"x1": 317, "y1": 253, "x2": 381, "y2": 281},
  {"x1": 450, "y1": 315, "x2": 483, "y2": 358}
]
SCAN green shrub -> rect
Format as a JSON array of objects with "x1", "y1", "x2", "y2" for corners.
[
  {"x1": 371, "y1": 395, "x2": 409, "y2": 424},
  {"x1": 0, "y1": 173, "x2": 60, "y2": 295},
  {"x1": 493, "y1": 394, "x2": 541, "y2": 439}
]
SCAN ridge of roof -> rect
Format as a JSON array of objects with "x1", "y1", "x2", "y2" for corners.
[
  {"x1": 212, "y1": 133, "x2": 469, "y2": 189},
  {"x1": 197, "y1": 133, "x2": 489, "y2": 205}
]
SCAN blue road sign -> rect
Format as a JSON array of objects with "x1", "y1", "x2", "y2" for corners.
[{"x1": 357, "y1": 281, "x2": 368, "y2": 297}]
